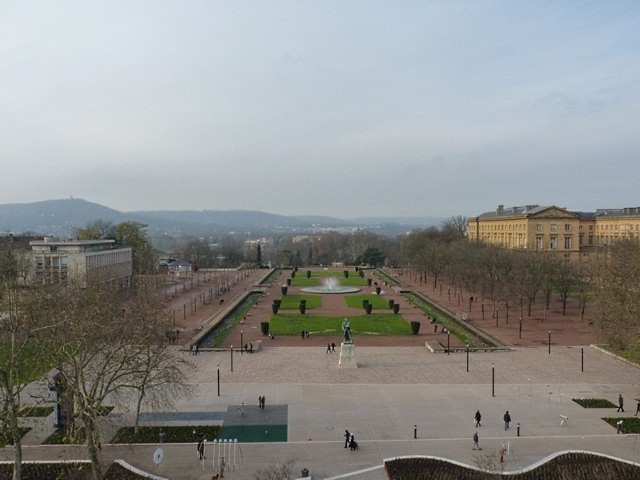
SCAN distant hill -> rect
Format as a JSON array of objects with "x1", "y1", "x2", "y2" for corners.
[{"x1": 0, "y1": 199, "x2": 445, "y2": 237}]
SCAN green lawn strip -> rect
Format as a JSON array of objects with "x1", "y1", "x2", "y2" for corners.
[
  {"x1": 286, "y1": 277, "x2": 321, "y2": 286},
  {"x1": 278, "y1": 294, "x2": 322, "y2": 310},
  {"x1": 218, "y1": 424, "x2": 287, "y2": 443},
  {"x1": 345, "y1": 294, "x2": 390, "y2": 310},
  {"x1": 602, "y1": 417, "x2": 640, "y2": 434},
  {"x1": 572, "y1": 398, "x2": 617, "y2": 408},
  {"x1": 269, "y1": 313, "x2": 412, "y2": 336},
  {"x1": 605, "y1": 346, "x2": 640, "y2": 366},
  {"x1": 111, "y1": 425, "x2": 221, "y2": 443},
  {"x1": 403, "y1": 292, "x2": 493, "y2": 348}
]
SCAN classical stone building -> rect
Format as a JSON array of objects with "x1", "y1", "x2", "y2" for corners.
[{"x1": 468, "y1": 205, "x2": 640, "y2": 260}]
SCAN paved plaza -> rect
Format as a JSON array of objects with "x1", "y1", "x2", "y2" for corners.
[
  {"x1": 4, "y1": 269, "x2": 640, "y2": 479},
  {"x1": 7, "y1": 344, "x2": 640, "y2": 479}
]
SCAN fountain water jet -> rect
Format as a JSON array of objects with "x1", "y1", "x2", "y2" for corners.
[{"x1": 301, "y1": 277, "x2": 361, "y2": 294}]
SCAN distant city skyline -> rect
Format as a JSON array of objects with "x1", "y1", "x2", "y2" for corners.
[{"x1": 1, "y1": 2, "x2": 639, "y2": 218}]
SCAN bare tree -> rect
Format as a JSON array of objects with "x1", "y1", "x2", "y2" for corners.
[
  {"x1": 48, "y1": 278, "x2": 191, "y2": 480},
  {"x1": 590, "y1": 241, "x2": 640, "y2": 350},
  {"x1": 0, "y1": 251, "x2": 55, "y2": 480},
  {"x1": 123, "y1": 278, "x2": 193, "y2": 433}
]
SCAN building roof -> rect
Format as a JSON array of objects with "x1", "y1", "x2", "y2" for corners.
[{"x1": 474, "y1": 205, "x2": 582, "y2": 219}]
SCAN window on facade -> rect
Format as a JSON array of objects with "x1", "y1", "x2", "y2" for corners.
[
  {"x1": 550, "y1": 224, "x2": 557, "y2": 231},
  {"x1": 565, "y1": 224, "x2": 571, "y2": 231},
  {"x1": 564, "y1": 236, "x2": 571, "y2": 249},
  {"x1": 535, "y1": 236, "x2": 543, "y2": 250},
  {"x1": 550, "y1": 236, "x2": 558, "y2": 249},
  {"x1": 536, "y1": 224, "x2": 543, "y2": 231}
]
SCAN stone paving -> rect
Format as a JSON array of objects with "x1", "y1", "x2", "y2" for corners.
[{"x1": 4, "y1": 269, "x2": 640, "y2": 480}]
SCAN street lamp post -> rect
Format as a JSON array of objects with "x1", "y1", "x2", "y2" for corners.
[
  {"x1": 466, "y1": 344, "x2": 469, "y2": 372},
  {"x1": 491, "y1": 363, "x2": 495, "y2": 397},
  {"x1": 447, "y1": 332, "x2": 450, "y2": 355},
  {"x1": 240, "y1": 330, "x2": 244, "y2": 355},
  {"x1": 217, "y1": 365, "x2": 220, "y2": 397},
  {"x1": 230, "y1": 346, "x2": 234, "y2": 372},
  {"x1": 495, "y1": 308, "x2": 499, "y2": 327},
  {"x1": 519, "y1": 316, "x2": 522, "y2": 339},
  {"x1": 548, "y1": 331, "x2": 551, "y2": 355}
]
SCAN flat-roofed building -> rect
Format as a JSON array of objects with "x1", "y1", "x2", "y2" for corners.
[{"x1": 28, "y1": 237, "x2": 132, "y2": 287}]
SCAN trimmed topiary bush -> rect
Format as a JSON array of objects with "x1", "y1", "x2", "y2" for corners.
[
  {"x1": 411, "y1": 321, "x2": 421, "y2": 335},
  {"x1": 261, "y1": 322, "x2": 269, "y2": 335},
  {"x1": 393, "y1": 303, "x2": 400, "y2": 314}
]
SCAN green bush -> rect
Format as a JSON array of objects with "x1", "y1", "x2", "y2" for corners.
[
  {"x1": 573, "y1": 398, "x2": 617, "y2": 408},
  {"x1": 112, "y1": 425, "x2": 221, "y2": 443},
  {"x1": 261, "y1": 322, "x2": 269, "y2": 335},
  {"x1": 411, "y1": 321, "x2": 420, "y2": 335},
  {"x1": 603, "y1": 417, "x2": 640, "y2": 433}
]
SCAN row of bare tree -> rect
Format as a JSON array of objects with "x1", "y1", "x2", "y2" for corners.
[
  {"x1": 399, "y1": 230, "x2": 640, "y2": 352},
  {"x1": 0, "y1": 249, "x2": 191, "y2": 480}
]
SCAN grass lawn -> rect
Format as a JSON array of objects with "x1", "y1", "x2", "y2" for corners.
[
  {"x1": 345, "y1": 294, "x2": 390, "y2": 309},
  {"x1": 269, "y1": 313, "x2": 412, "y2": 336},
  {"x1": 278, "y1": 294, "x2": 322, "y2": 310}
]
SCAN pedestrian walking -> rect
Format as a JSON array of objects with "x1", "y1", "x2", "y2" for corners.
[
  {"x1": 331, "y1": 342, "x2": 336, "y2": 352},
  {"x1": 474, "y1": 410, "x2": 482, "y2": 427},
  {"x1": 327, "y1": 343, "x2": 332, "y2": 353},
  {"x1": 503, "y1": 411, "x2": 511, "y2": 430},
  {"x1": 617, "y1": 394, "x2": 624, "y2": 412},
  {"x1": 349, "y1": 433, "x2": 358, "y2": 450},
  {"x1": 472, "y1": 431, "x2": 481, "y2": 450},
  {"x1": 197, "y1": 438, "x2": 205, "y2": 460},
  {"x1": 219, "y1": 457, "x2": 225, "y2": 478},
  {"x1": 344, "y1": 429, "x2": 350, "y2": 448},
  {"x1": 635, "y1": 399, "x2": 640, "y2": 416}
]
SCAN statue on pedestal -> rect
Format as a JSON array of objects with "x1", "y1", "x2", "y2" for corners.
[{"x1": 342, "y1": 317, "x2": 353, "y2": 343}]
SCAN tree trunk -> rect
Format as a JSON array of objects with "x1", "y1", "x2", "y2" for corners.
[
  {"x1": 84, "y1": 421, "x2": 103, "y2": 480},
  {"x1": 134, "y1": 386, "x2": 146, "y2": 434},
  {"x1": 10, "y1": 399, "x2": 22, "y2": 480}
]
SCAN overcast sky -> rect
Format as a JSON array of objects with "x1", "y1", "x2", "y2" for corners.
[{"x1": 1, "y1": 1, "x2": 639, "y2": 219}]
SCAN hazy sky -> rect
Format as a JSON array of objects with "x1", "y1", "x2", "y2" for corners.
[{"x1": 2, "y1": 1, "x2": 639, "y2": 218}]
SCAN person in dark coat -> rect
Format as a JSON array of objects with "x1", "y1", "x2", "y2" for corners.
[
  {"x1": 503, "y1": 411, "x2": 511, "y2": 430},
  {"x1": 344, "y1": 429, "x2": 350, "y2": 448},
  {"x1": 474, "y1": 410, "x2": 482, "y2": 427}
]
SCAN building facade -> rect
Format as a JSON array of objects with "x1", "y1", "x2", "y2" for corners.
[
  {"x1": 28, "y1": 237, "x2": 132, "y2": 287},
  {"x1": 468, "y1": 205, "x2": 640, "y2": 259}
]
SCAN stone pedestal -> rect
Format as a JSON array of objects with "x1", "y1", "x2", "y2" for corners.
[{"x1": 339, "y1": 342, "x2": 358, "y2": 368}]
